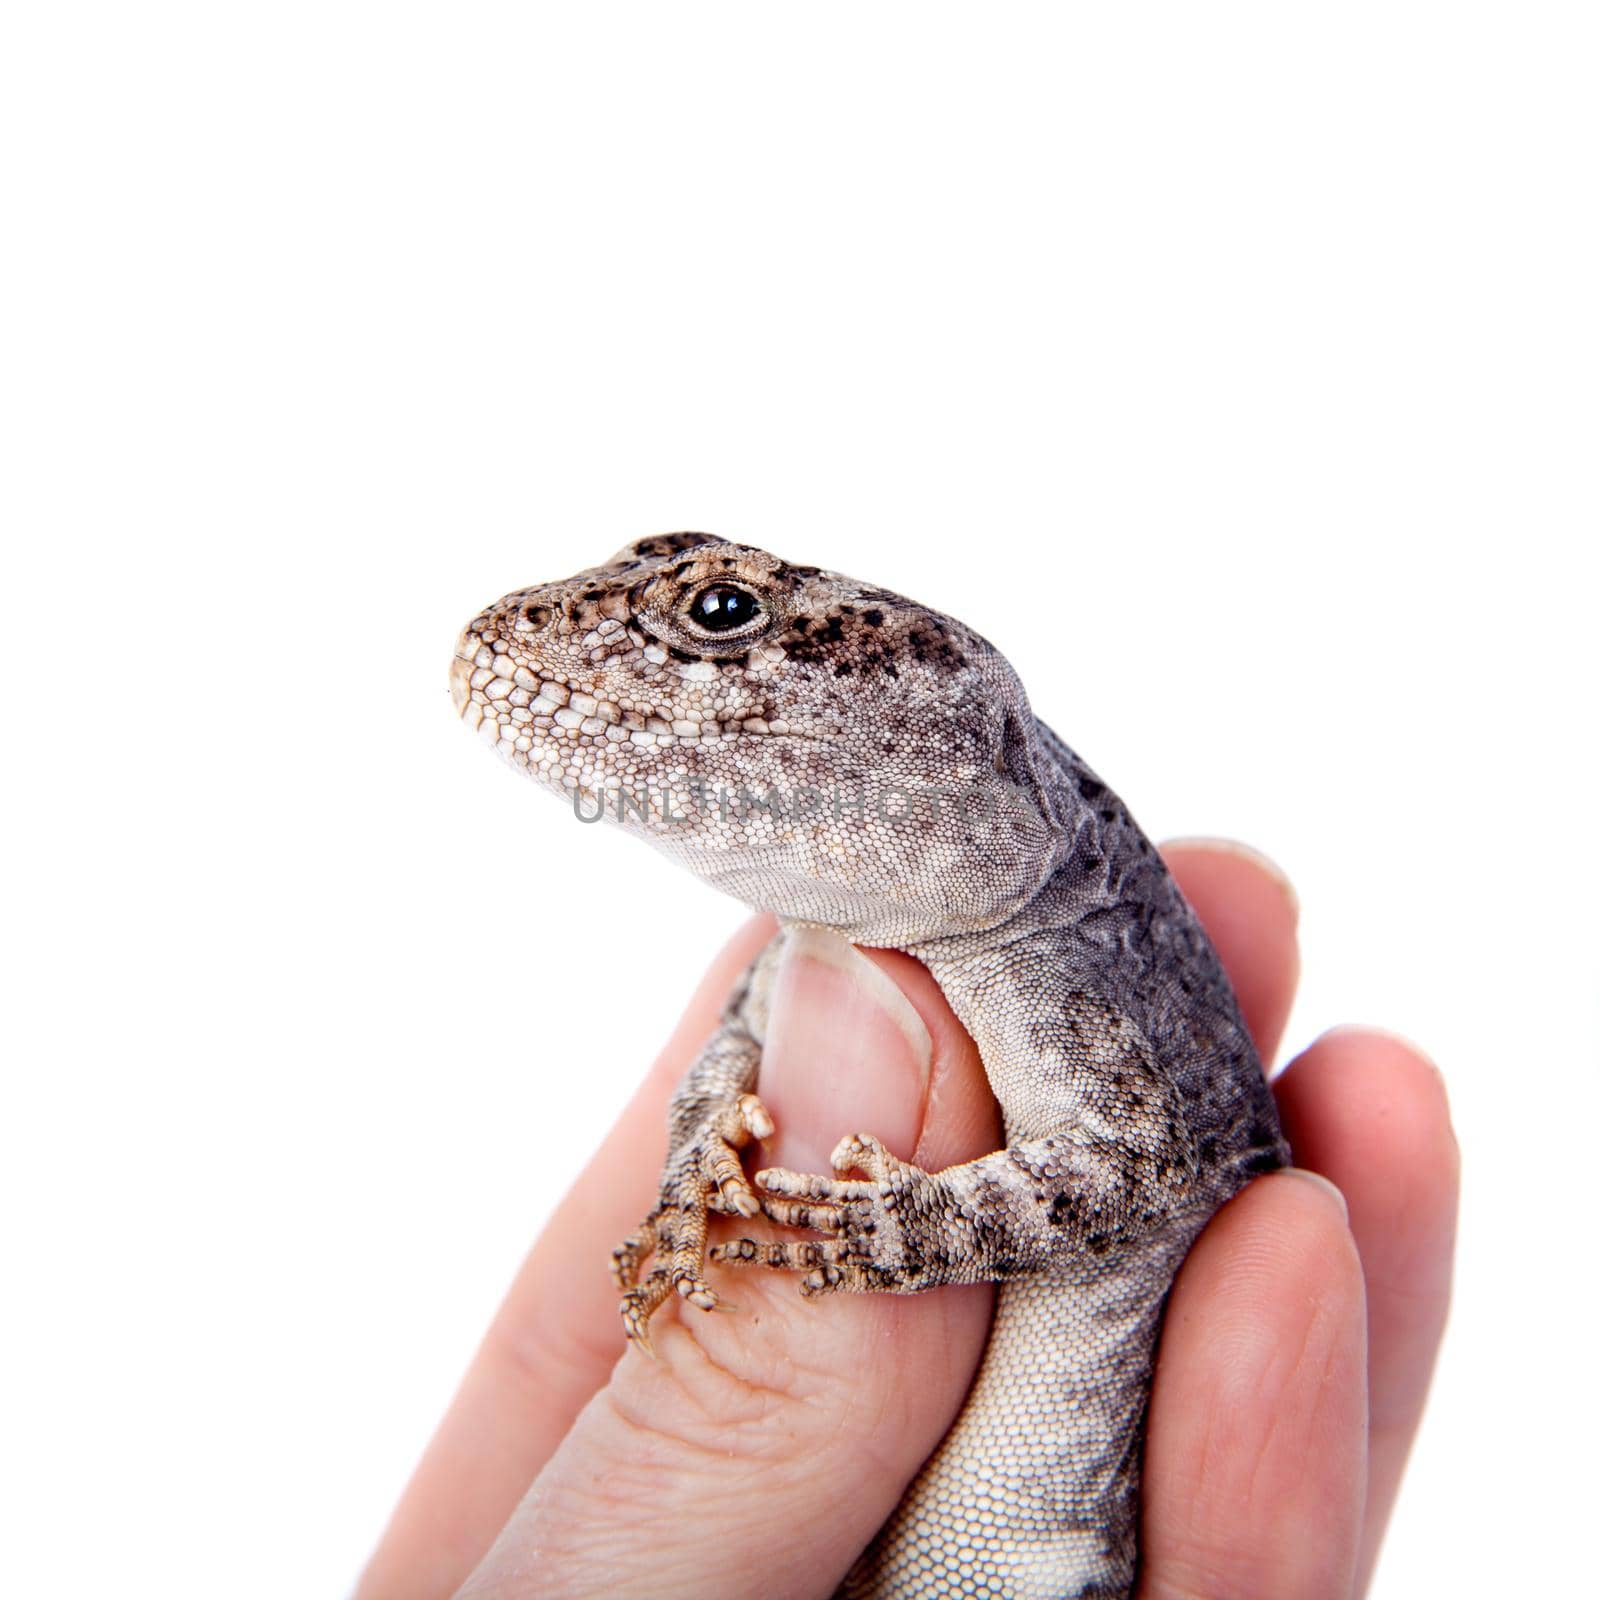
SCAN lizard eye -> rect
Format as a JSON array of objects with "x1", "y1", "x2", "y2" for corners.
[{"x1": 687, "y1": 584, "x2": 763, "y2": 634}]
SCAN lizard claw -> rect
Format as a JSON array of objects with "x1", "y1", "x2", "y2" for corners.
[
  {"x1": 830, "y1": 1131, "x2": 898, "y2": 1180},
  {"x1": 611, "y1": 1092, "x2": 775, "y2": 1344},
  {"x1": 754, "y1": 1128, "x2": 917, "y2": 1203},
  {"x1": 719, "y1": 1132, "x2": 940, "y2": 1295}
]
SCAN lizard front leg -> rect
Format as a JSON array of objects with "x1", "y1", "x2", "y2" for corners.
[
  {"x1": 612, "y1": 938, "x2": 783, "y2": 1346},
  {"x1": 712, "y1": 1006, "x2": 1199, "y2": 1295}
]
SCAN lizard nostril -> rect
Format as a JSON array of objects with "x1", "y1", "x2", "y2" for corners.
[{"x1": 519, "y1": 602, "x2": 553, "y2": 631}]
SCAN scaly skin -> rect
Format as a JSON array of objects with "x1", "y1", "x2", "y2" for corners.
[{"x1": 451, "y1": 534, "x2": 1287, "y2": 1598}]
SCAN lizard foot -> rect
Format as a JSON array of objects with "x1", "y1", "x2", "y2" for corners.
[
  {"x1": 709, "y1": 1133, "x2": 942, "y2": 1297},
  {"x1": 611, "y1": 1091, "x2": 775, "y2": 1347}
]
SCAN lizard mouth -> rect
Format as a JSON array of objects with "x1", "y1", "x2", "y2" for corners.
[{"x1": 449, "y1": 648, "x2": 791, "y2": 751}]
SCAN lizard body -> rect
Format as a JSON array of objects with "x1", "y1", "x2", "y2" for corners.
[{"x1": 451, "y1": 534, "x2": 1287, "y2": 1598}]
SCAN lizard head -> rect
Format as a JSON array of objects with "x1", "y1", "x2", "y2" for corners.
[{"x1": 451, "y1": 533, "x2": 1062, "y2": 940}]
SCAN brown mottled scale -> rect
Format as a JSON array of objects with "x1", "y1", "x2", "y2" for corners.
[{"x1": 453, "y1": 535, "x2": 1287, "y2": 1598}]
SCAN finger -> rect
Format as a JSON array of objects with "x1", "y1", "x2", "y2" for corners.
[
  {"x1": 1163, "y1": 838, "x2": 1300, "y2": 1065},
  {"x1": 458, "y1": 929, "x2": 1002, "y2": 1600},
  {"x1": 1140, "y1": 1169, "x2": 1369, "y2": 1600},
  {"x1": 357, "y1": 915, "x2": 778, "y2": 1600},
  {"x1": 1273, "y1": 1027, "x2": 1459, "y2": 1594}
]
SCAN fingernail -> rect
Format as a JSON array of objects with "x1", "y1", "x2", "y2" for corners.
[
  {"x1": 1317, "y1": 1021, "x2": 1438, "y2": 1074},
  {"x1": 1162, "y1": 836, "x2": 1300, "y2": 923},
  {"x1": 759, "y1": 928, "x2": 933, "y2": 1173},
  {"x1": 1279, "y1": 1166, "x2": 1349, "y2": 1222}
]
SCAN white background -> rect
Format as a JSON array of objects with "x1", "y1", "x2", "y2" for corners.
[{"x1": 2, "y1": 5, "x2": 1595, "y2": 1596}]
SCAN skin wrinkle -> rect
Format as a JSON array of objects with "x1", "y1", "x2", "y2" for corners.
[
  {"x1": 529, "y1": 1404, "x2": 852, "y2": 1593},
  {"x1": 800, "y1": 1326, "x2": 968, "y2": 1497},
  {"x1": 621, "y1": 1322, "x2": 820, "y2": 1426},
  {"x1": 598, "y1": 1366, "x2": 794, "y2": 1468},
  {"x1": 1237, "y1": 1286, "x2": 1344, "y2": 1518},
  {"x1": 417, "y1": 538, "x2": 1454, "y2": 1600},
  {"x1": 512, "y1": 1444, "x2": 768, "y2": 1594},
  {"x1": 541, "y1": 1374, "x2": 911, "y2": 1600}
]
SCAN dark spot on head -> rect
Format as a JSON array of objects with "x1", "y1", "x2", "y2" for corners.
[
  {"x1": 834, "y1": 661, "x2": 853, "y2": 676},
  {"x1": 863, "y1": 608, "x2": 883, "y2": 627},
  {"x1": 632, "y1": 532, "x2": 716, "y2": 560}
]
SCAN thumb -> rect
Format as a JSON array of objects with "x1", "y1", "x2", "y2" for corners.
[
  {"x1": 458, "y1": 931, "x2": 998, "y2": 1600},
  {"x1": 758, "y1": 926, "x2": 937, "y2": 1175}
]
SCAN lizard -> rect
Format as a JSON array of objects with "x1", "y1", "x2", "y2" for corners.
[{"x1": 449, "y1": 533, "x2": 1289, "y2": 1599}]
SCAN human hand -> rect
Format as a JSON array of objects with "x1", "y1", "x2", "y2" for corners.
[{"x1": 357, "y1": 839, "x2": 1458, "y2": 1600}]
